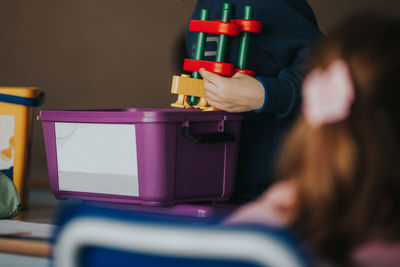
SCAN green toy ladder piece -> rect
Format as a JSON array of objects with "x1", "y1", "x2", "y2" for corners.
[
  {"x1": 215, "y1": 2, "x2": 233, "y2": 63},
  {"x1": 187, "y1": 3, "x2": 234, "y2": 106},
  {"x1": 238, "y1": 5, "x2": 253, "y2": 69},
  {"x1": 187, "y1": 9, "x2": 209, "y2": 106}
]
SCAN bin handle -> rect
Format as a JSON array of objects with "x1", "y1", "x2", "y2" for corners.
[
  {"x1": 182, "y1": 125, "x2": 234, "y2": 143},
  {"x1": 0, "y1": 92, "x2": 45, "y2": 107}
]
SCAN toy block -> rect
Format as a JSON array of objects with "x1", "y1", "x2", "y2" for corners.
[
  {"x1": 171, "y1": 74, "x2": 211, "y2": 110},
  {"x1": 183, "y1": 59, "x2": 235, "y2": 77},
  {"x1": 171, "y1": 74, "x2": 205, "y2": 97},
  {"x1": 231, "y1": 19, "x2": 262, "y2": 33},
  {"x1": 194, "y1": 97, "x2": 208, "y2": 109},
  {"x1": 189, "y1": 20, "x2": 240, "y2": 36},
  {"x1": 171, "y1": 93, "x2": 186, "y2": 108}
]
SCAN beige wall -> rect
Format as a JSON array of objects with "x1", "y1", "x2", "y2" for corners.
[
  {"x1": 0, "y1": 0, "x2": 196, "y2": 178},
  {"x1": 0, "y1": 0, "x2": 398, "y2": 179},
  {"x1": 308, "y1": 0, "x2": 400, "y2": 33}
]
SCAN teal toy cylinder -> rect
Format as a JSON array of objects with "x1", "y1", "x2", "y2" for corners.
[
  {"x1": 215, "y1": 3, "x2": 232, "y2": 63},
  {"x1": 188, "y1": 8, "x2": 209, "y2": 106},
  {"x1": 238, "y1": 5, "x2": 253, "y2": 69}
]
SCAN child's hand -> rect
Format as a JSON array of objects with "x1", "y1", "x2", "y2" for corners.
[{"x1": 199, "y1": 68, "x2": 265, "y2": 113}]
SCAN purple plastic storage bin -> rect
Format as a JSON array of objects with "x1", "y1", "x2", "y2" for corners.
[{"x1": 38, "y1": 108, "x2": 243, "y2": 206}]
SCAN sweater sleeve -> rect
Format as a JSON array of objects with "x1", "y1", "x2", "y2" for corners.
[
  {"x1": 257, "y1": 47, "x2": 308, "y2": 117},
  {"x1": 253, "y1": 0, "x2": 323, "y2": 117}
]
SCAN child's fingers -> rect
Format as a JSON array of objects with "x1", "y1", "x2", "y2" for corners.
[
  {"x1": 231, "y1": 71, "x2": 248, "y2": 79},
  {"x1": 203, "y1": 78, "x2": 217, "y2": 93},
  {"x1": 203, "y1": 86, "x2": 222, "y2": 104},
  {"x1": 199, "y1": 68, "x2": 224, "y2": 86},
  {"x1": 204, "y1": 95, "x2": 223, "y2": 110},
  {"x1": 204, "y1": 83, "x2": 224, "y2": 103}
]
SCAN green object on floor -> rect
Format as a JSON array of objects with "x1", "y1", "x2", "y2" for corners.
[{"x1": 0, "y1": 171, "x2": 21, "y2": 218}]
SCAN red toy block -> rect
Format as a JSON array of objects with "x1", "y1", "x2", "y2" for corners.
[
  {"x1": 235, "y1": 68, "x2": 256, "y2": 77},
  {"x1": 189, "y1": 20, "x2": 240, "y2": 36},
  {"x1": 183, "y1": 59, "x2": 235, "y2": 76},
  {"x1": 231, "y1": 19, "x2": 262, "y2": 34}
]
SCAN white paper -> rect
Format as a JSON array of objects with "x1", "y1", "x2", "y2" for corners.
[
  {"x1": 0, "y1": 220, "x2": 55, "y2": 240},
  {"x1": 55, "y1": 122, "x2": 139, "y2": 196},
  {"x1": 0, "y1": 115, "x2": 15, "y2": 170}
]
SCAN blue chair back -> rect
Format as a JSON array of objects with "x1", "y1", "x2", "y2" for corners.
[{"x1": 53, "y1": 204, "x2": 311, "y2": 267}]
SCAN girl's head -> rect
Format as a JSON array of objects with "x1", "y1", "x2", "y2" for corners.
[{"x1": 278, "y1": 14, "x2": 400, "y2": 263}]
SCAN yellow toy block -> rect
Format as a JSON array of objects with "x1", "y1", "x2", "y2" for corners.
[
  {"x1": 171, "y1": 93, "x2": 187, "y2": 108},
  {"x1": 171, "y1": 74, "x2": 205, "y2": 97},
  {"x1": 170, "y1": 74, "x2": 218, "y2": 110}
]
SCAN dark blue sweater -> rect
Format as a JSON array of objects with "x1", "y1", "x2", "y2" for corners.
[{"x1": 186, "y1": 0, "x2": 323, "y2": 200}]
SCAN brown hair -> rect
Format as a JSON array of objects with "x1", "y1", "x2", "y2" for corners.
[{"x1": 277, "y1": 14, "x2": 400, "y2": 264}]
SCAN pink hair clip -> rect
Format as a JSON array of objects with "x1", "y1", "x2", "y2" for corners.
[{"x1": 302, "y1": 59, "x2": 355, "y2": 127}]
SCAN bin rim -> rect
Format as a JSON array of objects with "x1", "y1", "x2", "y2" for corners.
[
  {"x1": 0, "y1": 92, "x2": 45, "y2": 107},
  {"x1": 37, "y1": 108, "x2": 244, "y2": 123}
]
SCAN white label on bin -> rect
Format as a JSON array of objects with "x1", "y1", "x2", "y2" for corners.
[
  {"x1": 55, "y1": 122, "x2": 139, "y2": 196},
  {"x1": 0, "y1": 115, "x2": 15, "y2": 170}
]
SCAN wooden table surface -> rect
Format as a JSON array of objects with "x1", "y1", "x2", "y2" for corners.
[
  {"x1": 0, "y1": 237, "x2": 51, "y2": 257},
  {"x1": 0, "y1": 183, "x2": 58, "y2": 258}
]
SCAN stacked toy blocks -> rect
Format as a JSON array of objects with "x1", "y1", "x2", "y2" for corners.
[{"x1": 171, "y1": 3, "x2": 262, "y2": 110}]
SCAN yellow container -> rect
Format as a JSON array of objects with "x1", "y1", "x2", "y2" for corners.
[{"x1": 0, "y1": 87, "x2": 43, "y2": 207}]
